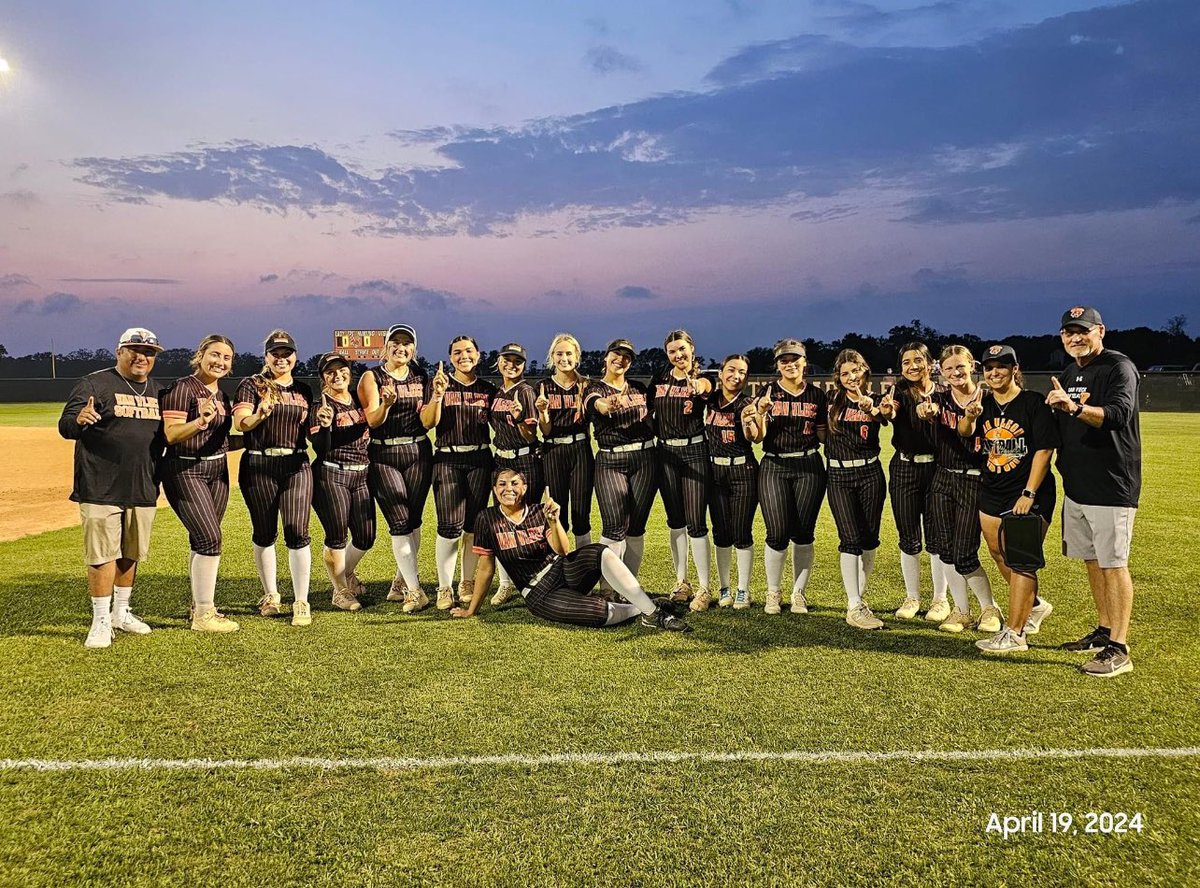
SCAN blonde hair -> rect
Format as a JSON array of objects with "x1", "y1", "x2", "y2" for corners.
[
  {"x1": 190, "y1": 334, "x2": 234, "y2": 372},
  {"x1": 546, "y1": 333, "x2": 582, "y2": 366}
]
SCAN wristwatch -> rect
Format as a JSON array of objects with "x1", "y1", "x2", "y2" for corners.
[
  {"x1": 1021, "y1": 488, "x2": 1036, "y2": 499},
  {"x1": 1071, "y1": 401, "x2": 1084, "y2": 417}
]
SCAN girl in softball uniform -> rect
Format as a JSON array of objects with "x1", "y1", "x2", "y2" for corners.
[
  {"x1": 309, "y1": 351, "x2": 375, "y2": 613},
  {"x1": 888, "y1": 342, "x2": 952, "y2": 622},
  {"x1": 421, "y1": 335, "x2": 496, "y2": 609},
  {"x1": 233, "y1": 331, "x2": 315, "y2": 626},
  {"x1": 962, "y1": 344, "x2": 1058, "y2": 654},
  {"x1": 584, "y1": 338, "x2": 658, "y2": 581},
  {"x1": 825, "y1": 349, "x2": 895, "y2": 630},
  {"x1": 160, "y1": 334, "x2": 240, "y2": 633},
  {"x1": 921, "y1": 345, "x2": 1002, "y2": 634},
  {"x1": 703, "y1": 354, "x2": 763, "y2": 610},
  {"x1": 754, "y1": 339, "x2": 827, "y2": 614},
  {"x1": 652, "y1": 330, "x2": 714, "y2": 607},
  {"x1": 358, "y1": 323, "x2": 433, "y2": 613},
  {"x1": 536, "y1": 333, "x2": 594, "y2": 550}
]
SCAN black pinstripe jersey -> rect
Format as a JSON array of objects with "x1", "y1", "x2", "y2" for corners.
[
  {"x1": 704, "y1": 391, "x2": 755, "y2": 458},
  {"x1": 471, "y1": 503, "x2": 554, "y2": 590},
  {"x1": 890, "y1": 383, "x2": 941, "y2": 456},
  {"x1": 234, "y1": 378, "x2": 312, "y2": 451},
  {"x1": 308, "y1": 391, "x2": 370, "y2": 464},
  {"x1": 584, "y1": 379, "x2": 654, "y2": 448},
  {"x1": 826, "y1": 402, "x2": 882, "y2": 461},
  {"x1": 651, "y1": 368, "x2": 706, "y2": 439},
  {"x1": 931, "y1": 388, "x2": 986, "y2": 470},
  {"x1": 161, "y1": 375, "x2": 232, "y2": 458},
  {"x1": 367, "y1": 365, "x2": 430, "y2": 440},
  {"x1": 762, "y1": 383, "x2": 827, "y2": 455},
  {"x1": 491, "y1": 381, "x2": 539, "y2": 450},
  {"x1": 436, "y1": 376, "x2": 495, "y2": 448},
  {"x1": 542, "y1": 378, "x2": 588, "y2": 438}
]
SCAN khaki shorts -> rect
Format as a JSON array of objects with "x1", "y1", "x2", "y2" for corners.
[
  {"x1": 1061, "y1": 495, "x2": 1136, "y2": 569},
  {"x1": 80, "y1": 503, "x2": 156, "y2": 566}
]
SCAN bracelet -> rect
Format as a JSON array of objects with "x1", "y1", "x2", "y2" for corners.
[{"x1": 1072, "y1": 402, "x2": 1084, "y2": 417}]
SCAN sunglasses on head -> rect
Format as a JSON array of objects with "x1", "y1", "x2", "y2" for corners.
[{"x1": 124, "y1": 333, "x2": 159, "y2": 346}]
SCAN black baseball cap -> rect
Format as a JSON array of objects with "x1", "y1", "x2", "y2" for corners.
[
  {"x1": 773, "y1": 338, "x2": 806, "y2": 361},
  {"x1": 386, "y1": 323, "x2": 416, "y2": 344},
  {"x1": 1060, "y1": 306, "x2": 1103, "y2": 331},
  {"x1": 264, "y1": 332, "x2": 297, "y2": 354},
  {"x1": 318, "y1": 351, "x2": 350, "y2": 374},
  {"x1": 982, "y1": 344, "x2": 1018, "y2": 366},
  {"x1": 498, "y1": 342, "x2": 527, "y2": 361},
  {"x1": 605, "y1": 338, "x2": 636, "y2": 359}
]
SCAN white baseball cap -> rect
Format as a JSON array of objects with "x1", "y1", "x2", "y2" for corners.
[{"x1": 117, "y1": 327, "x2": 164, "y2": 352}]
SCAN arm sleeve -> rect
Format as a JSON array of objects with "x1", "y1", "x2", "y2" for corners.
[
  {"x1": 815, "y1": 388, "x2": 828, "y2": 427},
  {"x1": 233, "y1": 378, "x2": 258, "y2": 413},
  {"x1": 583, "y1": 383, "x2": 604, "y2": 417},
  {"x1": 306, "y1": 401, "x2": 332, "y2": 456},
  {"x1": 57, "y1": 378, "x2": 96, "y2": 440},
  {"x1": 1031, "y1": 394, "x2": 1060, "y2": 451},
  {"x1": 160, "y1": 380, "x2": 190, "y2": 421},
  {"x1": 519, "y1": 385, "x2": 538, "y2": 427},
  {"x1": 471, "y1": 513, "x2": 494, "y2": 556},
  {"x1": 1099, "y1": 360, "x2": 1138, "y2": 431}
]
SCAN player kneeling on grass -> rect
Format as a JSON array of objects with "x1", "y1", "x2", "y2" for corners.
[
  {"x1": 452, "y1": 469, "x2": 692, "y2": 632},
  {"x1": 959, "y1": 345, "x2": 1057, "y2": 654}
]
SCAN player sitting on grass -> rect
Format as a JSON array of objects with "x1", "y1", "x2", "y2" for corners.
[{"x1": 452, "y1": 468, "x2": 692, "y2": 632}]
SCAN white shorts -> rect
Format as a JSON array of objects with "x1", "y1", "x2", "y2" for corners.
[{"x1": 1061, "y1": 495, "x2": 1136, "y2": 569}]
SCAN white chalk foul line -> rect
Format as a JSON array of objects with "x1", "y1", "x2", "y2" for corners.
[{"x1": 1, "y1": 746, "x2": 1198, "y2": 774}]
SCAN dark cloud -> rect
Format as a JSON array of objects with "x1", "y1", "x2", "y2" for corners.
[
  {"x1": 281, "y1": 280, "x2": 462, "y2": 314},
  {"x1": 10, "y1": 163, "x2": 30, "y2": 178},
  {"x1": 0, "y1": 190, "x2": 38, "y2": 209},
  {"x1": 0, "y1": 273, "x2": 36, "y2": 290},
  {"x1": 59, "y1": 277, "x2": 180, "y2": 284},
  {"x1": 585, "y1": 45, "x2": 644, "y2": 75},
  {"x1": 615, "y1": 285, "x2": 660, "y2": 300},
  {"x1": 72, "y1": 1, "x2": 1200, "y2": 236},
  {"x1": 14, "y1": 292, "x2": 83, "y2": 315},
  {"x1": 282, "y1": 293, "x2": 382, "y2": 311},
  {"x1": 347, "y1": 279, "x2": 401, "y2": 297},
  {"x1": 259, "y1": 273, "x2": 279, "y2": 283}
]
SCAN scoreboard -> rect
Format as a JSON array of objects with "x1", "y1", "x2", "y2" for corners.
[{"x1": 332, "y1": 330, "x2": 388, "y2": 360}]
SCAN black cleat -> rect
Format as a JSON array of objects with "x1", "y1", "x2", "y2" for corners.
[
  {"x1": 651, "y1": 596, "x2": 688, "y2": 617},
  {"x1": 642, "y1": 608, "x2": 694, "y2": 633},
  {"x1": 1060, "y1": 627, "x2": 1110, "y2": 653}
]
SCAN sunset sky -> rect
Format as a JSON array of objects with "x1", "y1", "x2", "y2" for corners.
[{"x1": 1, "y1": 0, "x2": 1196, "y2": 359}]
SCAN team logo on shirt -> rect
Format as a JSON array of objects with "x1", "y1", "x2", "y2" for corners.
[
  {"x1": 982, "y1": 418, "x2": 1028, "y2": 472},
  {"x1": 496, "y1": 524, "x2": 546, "y2": 550},
  {"x1": 114, "y1": 393, "x2": 161, "y2": 420}
]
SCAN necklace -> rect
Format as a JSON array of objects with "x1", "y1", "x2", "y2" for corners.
[{"x1": 119, "y1": 372, "x2": 148, "y2": 397}]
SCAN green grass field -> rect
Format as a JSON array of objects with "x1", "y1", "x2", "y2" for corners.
[{"x1": 1, "y1": 406, "x2": 1197, "y2": 886}]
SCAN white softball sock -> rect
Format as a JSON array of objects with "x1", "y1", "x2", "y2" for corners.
[
  {"x1": 253, "y1": 544, "x2": 278, "y2": 597},
  {"x1": 435, "y1": 535, "x2": 459, "y2": 590},
  {"x1": 288, "y1": 546, "x2": 311, "y2": 604},
  {"x1": 840, "y1": 553, "x2": 863, "y2": 610},
  {"x1": 604, "y1": 601, "x2": 642, "y2": 625},
  {"x1": 689, "y1": 536, "x2": 712, "y2": 589},
  {"x1": 930, "y1": 554, "x2": 949, "y2": 602},
  {"x1": 669, "y1": 527, "x2": 688, "y2": 582},
  {"x1": 599, "y1": 548, "x2": 656, "y2": 615},
  {"x1": 574, "y1": 531, "x2": 592, "y2": 549},
  {"x1": 389, "y1": 534, "x2": 420, "y2": 591},
  {"x1": 91, "y1": 594, "x2": 112, "y2": 623},
  {"x1": 965, "y1": 567, "x2": 995, "y2": 609},
  {"x1": 790, "y1": 543, "x2": 814, "y2": 595},
  {"x1": 190, "y1": 553, "x2": 220, "y2": 610},
  {"x1": 948, "y1": 569, "x2": 970, "y2": 612},
  {"x1": 598, "y1": 536, "x2": 625, "y2": 591},
  {"x1": 460, "y1": 533, "x2": 479, "y2": 585},
  {"x1": 112, "y1": 586, "x2": 133, "y2": 621},
  {"x1": 899, "y1": 551, "x2": 922, "y2": 600},
  {"x1": 859, "y1": 547, "x2": 877, "y2": 597},
  {"x1": 496, "y1": 562, "x2": 514, "y2": 589},
  {"x1": 623, "y1": 535, "x2": 645, "y2": 579},
  {"x1": 345, "y1": 542, "x2": 369, "y2": 577},
  {"x1": 764, "y1": 545, "x2": 787, "y2": 592},
  {"x1": 715, "y1": 545, "x2": 733, "y2": 590},
  {"x1": 736, "y1": 546, "x2": 754, "y2": 593}
]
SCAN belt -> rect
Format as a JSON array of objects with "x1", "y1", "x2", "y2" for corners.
[
  {"x1": 772, "y1": 448, "x2": 820, "y2": 459},
  {"x1": 495, "y1": 446, "x2": 536, "y2": 459},
  {"x1": 899, "y1": 453, "x2": 935, "y2": 464},
  {"x1": 521, "y1": 556, "x2": 560, "y2": 598},
  {"x1": 248, "y1": 448, "x2": 299, "y2": 457},
  {"x1": 371, "y1": 435, "x2": 427, "y2": 446},
  {"x1": 176, "y1": 453, "x2": 225, "y2": 462},
  {"x1": 662, "y1": 434, "x2": 705, "y2": 448},
  {"x1": 437, "y1": 444, "x2": 488, "y2": 453},
  {"x1": 599, "y1": 438, "x2": 657, "y2": 454},
  {"x1": 711, "y1": 455, "x2": 749, "y2": 466},
  {"x1": 946, "y1": 467, "x2": 983, "y2": 477},
  {"x1": 828, "y1": 456, "x2": 879, "y2": 468},
  {"x1": 546, "y1": 433, "x2": 588, "y2": 445},
  {"x1": 322, "y1": 460, "x2": 369, "y2": 471}
]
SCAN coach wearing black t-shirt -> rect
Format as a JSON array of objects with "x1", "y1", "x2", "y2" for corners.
[
  {"x1": 1046, "y1": 306, "x2": 1140, "y2": 678},
  {"x1": 58, "y1": 327, "x2": 165, "y2": 650}
]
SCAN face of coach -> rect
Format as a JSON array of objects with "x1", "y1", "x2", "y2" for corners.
[
  {"x1": 1060, "y1": 322, "x2": 1104, "y2": 367},
  {"x1": 116, "y1": 345, "x2": 158, "y2": 382}
]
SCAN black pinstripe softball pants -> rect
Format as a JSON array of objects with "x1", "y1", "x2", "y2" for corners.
[
  {"x1": 827, "y1": 462, "x2": 886, "y2": 556},
  {"x1": 432, "y1": 449, "x2": 493, "y2": 539},
  {"x1": 495, "y1": 451, "x2": 545, "y2": 504},
  {"x1": 239, "y1": 452, "x2": 313, "y2": 549},
  {"x1": 928, "y1": 467, "x2": 983, "y2": 574},
  {"x1": 658, "y1": 441, "x2": 710, "y2": 537},
  {"x1": 710, "y1": 461, "x2": 757, "y2": 549},
  {"x1": 758, "y1": 453, "x2": 827, "y2": 551},
  {"x1": 161, "y1": 457, "x2": 229, "y2": 556},
  {"x1": 368, "y1": 439, "x2": 433, "y2": 536},
  {"x1": 524, "y1": 544, "x2": 611, "y2": 627},
  {"x1": 594, "y1": 448, "x2": 658, "y2": 541},
  {"x1": 542, "y1": 440, "x2": 594, "y2": 535},
  {"x1": 888, "y1": 453, "x2": 936, "y2": 556},
  {"x1": 314, "y1": 463, "x2": 377, "y2": 551}
]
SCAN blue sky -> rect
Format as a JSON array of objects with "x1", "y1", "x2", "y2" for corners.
[{"x1": 0, "y1": 0, "x2": 1196, "y2": 357}]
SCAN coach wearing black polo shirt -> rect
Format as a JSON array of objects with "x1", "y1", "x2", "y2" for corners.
[{"x1": 1046, "y1": 306, "x2": 1140, "y2": 678}]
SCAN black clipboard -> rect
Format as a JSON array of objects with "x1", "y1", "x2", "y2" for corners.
[{"x1": 998, "y1": 510, "x2": 1046, "y2": 572}]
